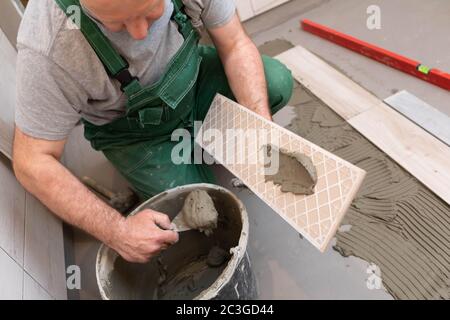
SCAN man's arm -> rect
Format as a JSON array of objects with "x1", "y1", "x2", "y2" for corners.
[
  {"x1": 208, "y1": 14, "x2": 272, "y2": 121},
  {"x1": 12, "y1": 127, "x2": 178, "y2": 263}
]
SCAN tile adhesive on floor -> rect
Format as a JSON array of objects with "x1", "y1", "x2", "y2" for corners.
[
  {"x1": 257, "y1": 39, "x2": 450, "y2": 299},
  {"x1": 196, "y1": 95, "x2": 366, "y2": 252},
  {"x1": 289, "y1": 86, "x2": 450, "y2": 300},
  {"x1": 273, "y1": 44, "x2": 450, "y2": 300}
]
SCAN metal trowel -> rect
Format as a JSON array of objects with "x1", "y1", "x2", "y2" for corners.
[
  {"x1": 171, "y1": 211, "x2": 192, "y2": 233},
  {"x1": 168, "y1": 189, "x2": 219, "y2": 234}
]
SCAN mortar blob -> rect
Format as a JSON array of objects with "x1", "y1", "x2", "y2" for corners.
[
  {"x1": 96, "y1": 184, "x2": 256, "y2": 300},
  {"x1": 180, "y1": 190, "x2": 219, "y2": 236},
  {"x1": 263, "y1": 144, "x2": 318, "y2": 195}
]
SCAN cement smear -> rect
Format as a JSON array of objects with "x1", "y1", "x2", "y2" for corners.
[
  {"x1": 258, "y1": 38, "x2": 297, "y2": 57},
  {"x1": 264, "y1": 144, "x2": 318, "y2": 195},
  {"x1": 286, "y1": 82, "x2": 450, "y2": 299}
]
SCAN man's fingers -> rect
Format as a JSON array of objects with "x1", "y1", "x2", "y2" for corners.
[
  {"x1": 158, "y1": 229, "x2": 179, "y2": 245},
  {"x1": 152, "y1": 212, "x2": 172, "y2": 230}
]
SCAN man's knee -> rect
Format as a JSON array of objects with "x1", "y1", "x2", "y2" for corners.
[{"x1": 263, "y1": 56, "x2": 294, "y2": 114}]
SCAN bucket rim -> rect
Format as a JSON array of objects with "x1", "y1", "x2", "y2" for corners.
[{"x1": 95, "y1": 183, "x2": 249, "y2": 300}]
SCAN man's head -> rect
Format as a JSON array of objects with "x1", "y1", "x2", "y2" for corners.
[{"x1": 80, "y1": 0, "x2": 165, "y2": 40}]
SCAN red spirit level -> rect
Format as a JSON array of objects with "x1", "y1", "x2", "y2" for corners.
[{"x1": 301, "y1": 19, "x2": 450, "y2": 91}]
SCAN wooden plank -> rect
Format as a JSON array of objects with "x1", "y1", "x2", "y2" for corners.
[
  {"x1": 276, "y1": 46, "x2": 380, "y2": 120},
  {"x1": 349, "y1": 103, "x2": 450, "y2": 205},
  {"x1": 0, "y1": 156, "x2": 25, "y2": 265},
  {"x1": 24, "y1": 193, "x2": 67, "y2": 300},
  {"x1": 23, "y1": 272, "x2": 54, "y2": 300},
  {"x1": 0, "y1": 248, "x2": 23, "y2": 299},
  {"x1": 0, "y1": 28, "x2": 17, "y2": 160},
  {"x1": 385, "y1": 90, "x2": 450, "y2": 146},
  {"x1": 196, "y1": 95, "x2": 366, "y2": 252}
]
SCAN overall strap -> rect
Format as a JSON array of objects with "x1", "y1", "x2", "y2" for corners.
[
  {"x1": 172, "y1": 0, "x2": 184, "y2": 11},
  {"x1": 171, "y1": 0, "x2": 195, "y2": 39},
  {"x1": 55, "y1": 0, "x2": 195, "y2": 98},
  {"x1": 55, "y1": 0, "x2": 139, "y2": 95}
]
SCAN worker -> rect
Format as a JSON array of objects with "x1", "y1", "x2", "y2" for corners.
[{"x1": 13, "y1": 0, "x2": 293, "y2": 263}]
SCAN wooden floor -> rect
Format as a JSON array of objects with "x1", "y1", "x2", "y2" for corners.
[
  {"x1": 385, "y1": 90, "x2": 450, "y2": 147},
  {"x1": 0, "y1": 20, "x2": 132, "y2": 301},
  {"x1": 277, "y1": 46, "x2": 450, "y2": 206},
  {"x1": 0, "y1": 155, "x2": 67, "y2": 300},
  {"x1": 0, "y1": 28, "x2": 66, "y2": 300},
  {"x1": 276, "y1": 46, "x2": 379, "y2": 120},
  {"x1": 0, "y1": 28, "x2": 15, "y2": 159}
]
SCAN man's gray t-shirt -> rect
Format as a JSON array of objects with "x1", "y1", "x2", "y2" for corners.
[{"x1": 15, "y1": 0, "x2": 236, "y2": 140}]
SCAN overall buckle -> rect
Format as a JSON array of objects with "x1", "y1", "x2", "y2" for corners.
[{"x1": 116, "y1": 69, "x2": 139, "y2": 92}]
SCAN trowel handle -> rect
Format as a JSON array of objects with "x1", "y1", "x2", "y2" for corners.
[{"x1": 82, "y1": 176, "x2": 115, "y2": 200}]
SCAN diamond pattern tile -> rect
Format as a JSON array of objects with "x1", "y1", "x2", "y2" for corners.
[{"x1": 196, "y1": 95, "x2": 366, "y2": 251}]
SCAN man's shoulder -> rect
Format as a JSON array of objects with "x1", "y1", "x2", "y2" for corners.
[
  {"x1": 17, "y1": 0, "x2": 69, "y2": 56},
  {"x1": 17, "y1": 0, "x2": 100, "y2": 83},
  {"x1": 182, "y1": 0, "x2": 236, "y2": 29}
]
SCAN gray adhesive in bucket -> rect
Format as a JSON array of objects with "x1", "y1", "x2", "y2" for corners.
[{"x1": 96, "y1": 184, "x2": 257, "y2": 300}]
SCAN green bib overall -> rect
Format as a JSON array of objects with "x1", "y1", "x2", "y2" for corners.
[{"x1": 55, "y1": 0, "x2": 294, "y2": 199}]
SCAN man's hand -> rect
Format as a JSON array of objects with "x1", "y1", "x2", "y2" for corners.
[
  {"x1": 111, "y1": 209, "x2": 179, "y2": 263},
  {"x1": 13, "y1": 127, "x2": 178, "y2": 264}
]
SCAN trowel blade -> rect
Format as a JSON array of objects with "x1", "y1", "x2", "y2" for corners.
[{"x1": 172, "y1": 212, "x2": 192, "y2": 233}]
